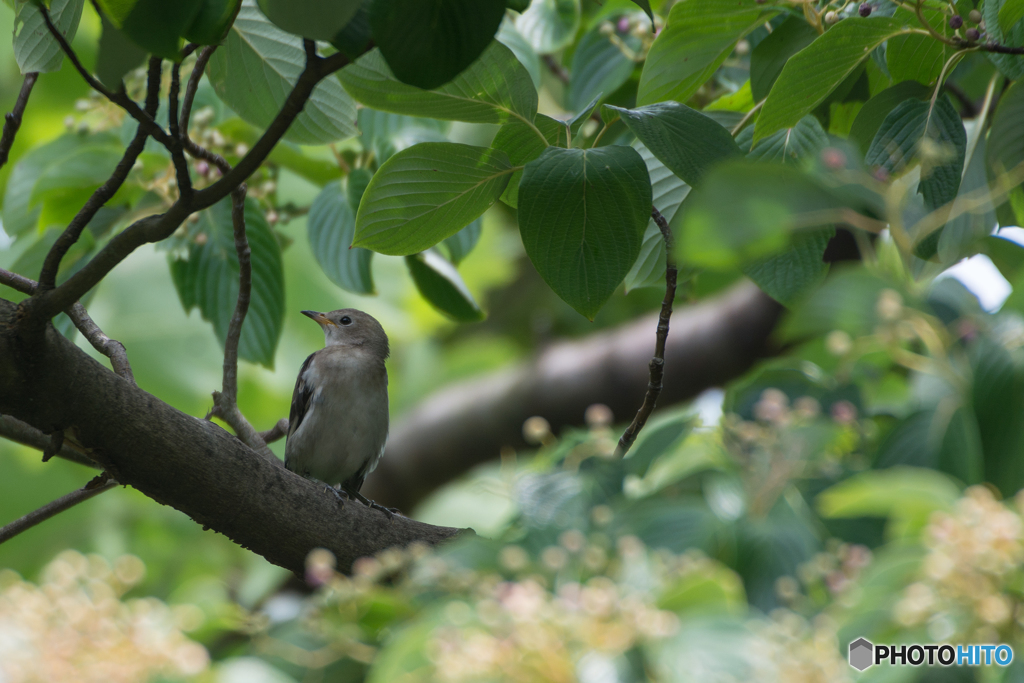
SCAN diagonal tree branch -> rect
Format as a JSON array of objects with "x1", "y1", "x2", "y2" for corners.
[
  {"x1": 615, "y1": 206, "x2": 677, "y2": 456},
  {"x1": 0, "y1": 415, "x2": 98, "y2": 468},
  {"x1": 0, "y1": 473, "x2": 118, "y2": 545},
  {"x1": 0, "y1": 71, "x2": 38, "y2": 170}
]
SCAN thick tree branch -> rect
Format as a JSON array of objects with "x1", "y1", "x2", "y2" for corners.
[
  {"x1": 363, "y1": 282, "x2": 783, "y2": 511},
  {"x1": 0, "y1": 474, "x2": 117, "y2": 545},
  {"x1": 615, "y1": 206, "x2": 677, "y2": 456},
  {"x1": 0, "y1": 297, "x2": 467, "y2": 573},
  {"x1": 0, "y1": 71, "x2": 37, "y2": 170}
]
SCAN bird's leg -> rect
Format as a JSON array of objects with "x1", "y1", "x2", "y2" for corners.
[
  {"x1": 343, "y1": 488, "x2": 401, "y2": 520},
  {"x1": 322, "y1": 483, "x2": 346, "y2": 507}
]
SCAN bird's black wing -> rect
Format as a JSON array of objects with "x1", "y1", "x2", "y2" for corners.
[{"x1": 287, "y1": 352, "x2": 317, "y2": 439}]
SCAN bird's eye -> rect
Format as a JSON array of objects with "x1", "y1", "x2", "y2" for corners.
[{"x1": 340, "y1": 316, "x2": 352, "y2": 325}]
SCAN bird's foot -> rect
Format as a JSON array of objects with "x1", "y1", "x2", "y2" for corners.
[
  {"x1": 345, "y1": 488, "x2": 401, "y2": 520},
  {"x1": 323, "y1": 484, "x2": 346, "y2": 507}
]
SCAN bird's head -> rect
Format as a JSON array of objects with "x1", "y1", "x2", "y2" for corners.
[{"x1": 301, "y1": 308, "x2": 389, "y2": 359}]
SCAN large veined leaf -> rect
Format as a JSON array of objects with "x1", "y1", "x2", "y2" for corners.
[
  {"x1": 1000, "y1": 0, "x2": 1024, "y2": 34},
  {"x1": 736, "y1": 115, "x2": 828, "y2": 163},
  {"x1": 988, "y1": 80, "x2": 1024, "y2": 179},
  {"x1": 637, "y1": 0, "x2": 775, "y2": 106},
  {"x1": 256, "y1": 0, "x2": 360, "y2": 42},
  {"x1": 206, "y1": 3, "x2": 358, "y2": 145},
  {"x1": 96, "y1": 0, "x2": 204, "y2": 58},
  {"x1": 370, "y1": 0, "x2": 506, "y2": 90},
  {"x1": 937, "y1": 134, "x2": 994, "y2": 263},
  {"x1": 339, "y1": 43, "x2": 537, "y2": 125},
  {"x1": 515, "y1": 0, "x2": 581, "y2": 54},
  {"x1": 625, "y1": 141, "x2": 690, "y2": 292},
  {"x1": 353, "y1": 142, "x2": 513, "y2": 255},
  {"x1": 518, "y1": 145, "x2": 652, "y2": 319},
  {"x1": 13, "y1": 0, "x2": 83, "y2": 74},
  {"x1": 743, "y1": 227, "x2": 834, "y2": 306},
  {"x1": 849, "y1": 80, "x2": 931, "y2": 154},
  {"x1": 491, "y1": 113, "x2": 567, "y2": 209},
  {"x1": 170, "y1": 197, "x2": 285, "y2": 368},
  {"x1": 568, "y1": 15, "x2": 642, "y2": 112},
  {"x1": 496, "y1": 16, "x2": 541, "y2": 88},
  {"x1": 2, "y1": 134, "x2": 93, "y2": 237},
  {"x1": 405, "y1": 250, "x2": 485, "y2": 322},
  {"x1": 984, "y1": 0, "x2": 1024, "y2": 80},
  {"x1": 95, "y1": 12, "x2": 148, "y2": 90},
  {"x1": 749, "y1": 16, "x2": 817, "y2": 102},
  {"x1": 886, "y1": 7, "x2": 955, "y2": 86},
  {"x1": 754, "y1": 17, "x2": 909, "y2": 144},
  {"x1": 307, "y1": 178, "x2": 374, "y2": 295},
  {"x1": 609, "y1": 102, "x2": 741, "y2": 187},
  {"x1": 865, "y1": 96, "x2": 966, "y2": 211}
]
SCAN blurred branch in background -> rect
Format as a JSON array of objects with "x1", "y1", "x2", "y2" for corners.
[
  {"x1": 365, "y1": 282, "x2": 782, "y2": 511},
  {"x1": 0, "y1": 71, "x2": 37, "y2": 169},
  {"x1": 0, "y1": 473, "x2": 116, "y2": 545}
]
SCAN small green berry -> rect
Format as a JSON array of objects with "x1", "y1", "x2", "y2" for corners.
[{"x1": 968, "y1": 9, "x2": 982, "y2": 23}]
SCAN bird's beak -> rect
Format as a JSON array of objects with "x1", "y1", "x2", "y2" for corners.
[{"x1": 301, "y1": 310, "x2": 335, "y2": 327}]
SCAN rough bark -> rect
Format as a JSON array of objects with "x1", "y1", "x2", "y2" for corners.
[
  {"x1": 0, "y1": 298, "x2": 467, "y2": 575},
  {"x1": 364, "y1": 282, "x2": 782, "y2": 510}
]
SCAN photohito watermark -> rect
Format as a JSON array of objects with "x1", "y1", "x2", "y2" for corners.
[{"x1": 848, "y1": 638, "x2": 1014, "y2": 671}]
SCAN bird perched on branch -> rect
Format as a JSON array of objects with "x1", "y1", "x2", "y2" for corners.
[{"x1": 285, "y1": 308, "x2": 396, "y2": 517}]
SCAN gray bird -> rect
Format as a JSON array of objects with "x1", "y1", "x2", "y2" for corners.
[{"x1": 284, "y1": 308, "x2": 396, "y2": 516}]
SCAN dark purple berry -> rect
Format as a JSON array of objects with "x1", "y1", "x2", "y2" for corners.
[
  {"x1": 965, "y1": 27, "x2": 980, "y2": 41},
  {"x1": 949, "y1": 14, "x2": 963, "y2": 29},
  {"x1": 968, "y1": 9, "x2": 982, "y2": 24},
  {"x1": 859, "y1": 3, "x2": 872, "y2": 17}
]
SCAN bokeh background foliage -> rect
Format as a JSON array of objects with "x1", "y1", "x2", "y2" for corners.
[{"x1": 2, "y1": 0, "x2": 1024, "y2": 681}]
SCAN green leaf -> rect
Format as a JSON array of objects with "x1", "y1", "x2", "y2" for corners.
[
  {"x1": 96, "y1": 12, "x2": 148, "y2": 91},
  {"x1": 625, "y1": 141, "x2": 689, "y2": 292},
  {"x1": 749, "y1": 15, "x2": 817, "y2": 102},
  {"x1": 405, "y1": 250, "x2": 485, "y2": 321},
  {"x1": 256, "y1": 0, "x2": 360, "y2": 42},
  {"x1": 736, "y1": 114, "x2": 828, "y2": 163},
  {"x1": 183, "y1": 0, "x2": 241, "y2": 45},
  {"x1": 356, "y1": 108, "x2": 450, "y2": 163},
  {"x1": 937, "y1": 131, "x2": 995, "y2": 263},
  {"x1": 518, "y1": 145, "x2": 652, "y2": 319},
  {"x1": 171, "y1": 197, "x2": 285, "y2": 368},
  {"x1": 674, "y1": 161, "x2": 841, "y2": 269},
  {"x1": 96, "y1": 0, "x2": 204, "y2": 59},
  {"x1": 742, "y1": 226, "x2": 833, "y2": 306},
  {"x1": 780, "y1": 266, "x2": 890, "y2": 339},
  {"x1": 754, "y1": 17, "x2": 909, "y2": 144},
  {"x1": 339, "y1": 42, "x2": 537, "y2": 125},
  {"x1": 568, "y1": 16, "x2": 641, "y2": 113},
  {"x1": 626, "y1": 410, "x2": 696, "y2": 478},
  {"x1": 207, "y1": 3, "x2": 358, "y2": 145},
  {"x1": 1000, "y1": 0, "x2": 1024, "y2": 35},
  {"x1": 490, "y1": 113, "x2": 567, "y2": 209},
  {"x1": 496, "y1": 17, "x2": 541, "y2": 88},
  {"x1": 443, "y1": 218, "x2": 483, "y2": 265},
  {"x1": 13, "y1": 0, "x2": 83, "y2": 74},
  {"x1": 628, "y1": 0, "x2": 654, "y2": 23},
  {"x1": 970, "y1": 338, "x2": 1024, "y2": 495},
  {"x1": 307, "y1": 179, "x2": 374, "y2": 295},
  {"x1": 329, "y1": 0, "x2": 372, "y2": 58},
  {"x1": 987, "y1": 80, "x2": 1024, "y2": 179},
  {"x1": 2, "y1": 134, "x2": 90, "y2": 237},
  {"x1": 515, "y1": 0, "x2": 581, "y2": 54},
  {"x1": 865, "y1": 96, "x2": 966, "y2": 211},
  {"x1": 984, "y1": 0, "x2": 1024, "y2": 80},
  {"x1": 609, "y1": 102, "x2": 740, "y2": 187},
  {"x1": 886, "y1": 7, "x2": 955, "y2": 86},
  {"x1": 637, "y1": 0, "x2": 775, "y2": 106},
  {"x1": 370, "y1": 0, "x2": 506, "y2": 90},
  {"x1": 353, "y1": 142, "x2": 513, "y2": 255},
  {"x1": 848, "y1": 80, "x2": 930, "y2": 154}
]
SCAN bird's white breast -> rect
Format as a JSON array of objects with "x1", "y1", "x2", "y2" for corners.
[{"x1": 286, "y1": 346, "x2": 389, "y2": 487}]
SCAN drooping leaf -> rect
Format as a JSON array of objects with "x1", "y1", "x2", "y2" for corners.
[
  {"x1": 865, "y1": 95, "x2": 966, "y2": 212},
  {"x1": 518, "y1": 145, "x2": 652, "y2": 319},
  {"x1": 625, "y1": 141, "x2": 690, "y2": 292},
  {"x1": 339, "y1": 43, "x2": 537, "y2": 125},
  {"x1": 95, "y1": 12, "x2": 148, "y2": 91},
  {"x1": 370, "y1": 0, "x2": 506, "y2": 89},
  {"x1": 749, "y1": 15, "x2": 817, "y2": 102},
  {"x1": 13, "y1": 0, "x2": 83, "y2": 74},
  {"x1": 405, "y1": 250, "x2": 485, "y2": 321},
  {"x1": 307, "y1": 179, "x2": 374, "y2": 295},
  {"x1": 443, "y1": 218, "x2": 483, "y2": 265},
  {"x1": 886, "y1": 7, "x2": 955, "y2": 86},
  {"x1": 754, "y1": 17, "x2": 909, "y2": 144},
  {"x1": 638, "y1": 0, "x2": 775, "y2": 106},
  {"x1": 171, "y1": 198, "x2": 285, "y2": 368},
  {"x1": 515, "y1": 0, "x2": 581, "y2": 54},
  {"x1": 742, "y1": 227, "x2": 834, "y2": 306},
  {"x1": 353, "y1": 142, "x2": 513, "y2": 255},
  {"x1": 736, "y1": 115, "x2": 828, "y2": 164},
  {"x1": 207, "y1": 3, "x2": 358, "y2": 145},
  {"x1": 848, "y1": 80, "x2": 931, "y2": 154},
  {"x1": 256, "y1": 0, "x2": 360, "y2": 42},
  {"x1": 628, "y1": 0, "x2": 654, "y2": 23},
  {"x1": 568, "y1": 15, "x2": 642, "y2": 112},
  {"x1": 610, "y1": 102, "x2": 740, "y2": 187},
  {"x1": 490, "y1": 113, "x2": 567, "y2": 208}
]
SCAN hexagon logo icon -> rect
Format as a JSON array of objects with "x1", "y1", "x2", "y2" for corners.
[{"x1": 849, "y1": 637, "x2": 874, "y2": 671}]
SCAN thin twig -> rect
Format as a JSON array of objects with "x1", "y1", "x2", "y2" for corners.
[
  {"x1": 0, "y1": 268, "x2": 36, "y2": 295},
  {"x1": 168, "y1": 59, "x2": 194, "y2": 202},
  {"x1": 542, "y1": 54, "x2": 570, "y2": 85},
  {"x1": 616, "y1": 206, "x2": 677, "y2": 457},
  {"x1": 0, "y1": 473, "x2": 117, "y2": 546},
  {"x1": 0, "y1": 72, "x2": 38, "y2": 170},
  {"x1": 0, "y1": 415, "x2": 98, "y2": 468},
  {"x1": 36, "y1": 58, "x2": 162, "y2": 291},
  {"x1": 260, "y1": 418, "x2": 290, "y2": 444},
  {"x1": 180, "y1": 46, "x2": 217, "y2": 134}
]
